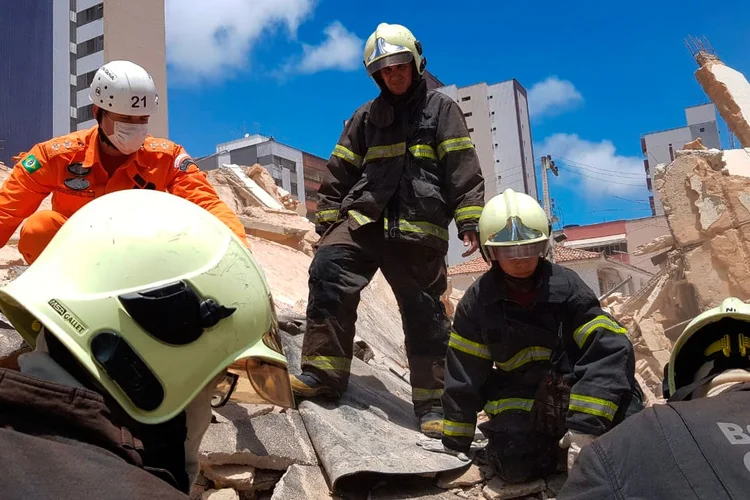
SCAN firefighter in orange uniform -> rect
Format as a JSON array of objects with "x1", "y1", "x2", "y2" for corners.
[{"x1": 0, "y1": 60, "x2": 247, "y2": 264}]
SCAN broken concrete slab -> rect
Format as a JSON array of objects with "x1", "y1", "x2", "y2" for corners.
[
  {"x1": 201, "y1": 489, "x2": 240, "y2": 500},
  {"x1": 270, "y1": 465, "x2": 331, "y2": 500},
  {"x1": 695, "y1": 60, "x2": 750, "y2": 148},
  {"x1": 633, "y1": 234, "x2": 674, "y2": 256},
  {"x1": 436, "y1": 465, "x2": 484, "y2": 489},
  {"x1": 252, "y1": 470, "x2": 286, "y2": 493},
  {"x1": 482, "y1": 478, "x2": 545, "y2": 500},
  {"x1": 203, "y1": 464, "x2": 255, "y2": 491},
  {"x1": 199, "y1": 409, "x2": 317, "y2": 471}
]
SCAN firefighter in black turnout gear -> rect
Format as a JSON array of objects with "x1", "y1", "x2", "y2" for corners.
[
  {"x1": 291, "y1": 22, "x2": 485, "y2": 438},
  {"x1": 438, "y1": 189, "x2": 643, "y2": 482},
  {"x1": 559, "y1": 297, "x2": 750, "y2": 499}
]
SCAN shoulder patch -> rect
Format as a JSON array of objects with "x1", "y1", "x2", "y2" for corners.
[
  {"x1": 144, "y1": 137, "x2": 175, "y2": 153},
  {"x1": 42, "y1": 133, "x2": 86, "y2": 159},
  {"x1": 173, "y1": 153, "x2": 197, "y2": 172},
  {"x1": 22, "y1": 154, "x2": 42, "y2": 174}
]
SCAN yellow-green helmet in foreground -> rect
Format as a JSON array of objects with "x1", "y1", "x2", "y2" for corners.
[
  {"x1": 363, "y1": 22, "x2": 426, "y2": 76},
  {"x1": 478, "y1": 188, "x2": 551, "y2": 261},
  {"x1": 0, "y1": 189, "x2": 293, "y2": 424},
  {"x1": 666, "y1": 297, "x2": 750, "y2": 400}
]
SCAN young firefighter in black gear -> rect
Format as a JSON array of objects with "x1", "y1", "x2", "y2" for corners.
[
  {"x1": 559, "y1": 297, "x2": 750, "y2": 499},
  {"x1": 0, "y1": 189, "x2": 294, "y2": 500},
  {"x1": 431, "y1": 189, "x2": 643, "y2": 483},
  {"x1": 291, "y1": 22, "x2": 485, "y2": 437}
]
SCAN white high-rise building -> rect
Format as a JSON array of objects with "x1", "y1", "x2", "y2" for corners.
[{"x1": 436, "y1": 79, "x2": 537, "y2": 265}]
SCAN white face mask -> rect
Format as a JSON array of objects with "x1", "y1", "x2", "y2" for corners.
[{"x1": 108, "y1": 120, "x2": 149, "y2": 155}]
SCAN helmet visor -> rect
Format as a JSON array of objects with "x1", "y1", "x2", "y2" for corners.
[
  {"x1": 213, "y1": 358, "x2": 295, "y2": 409},
  {"x1": 488, "y1": 216, "x2": 546, "y2": 244},
  {"x1": 366, "y1": 38, "x2": 414, "y2": 75},
  {"x1": 487, "y1": 241, "x2": 547, "y2": 261}
]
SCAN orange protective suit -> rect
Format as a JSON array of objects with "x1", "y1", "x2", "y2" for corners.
[{"x1": 0, "y1": 127, "x2": 248, "y2": 264}]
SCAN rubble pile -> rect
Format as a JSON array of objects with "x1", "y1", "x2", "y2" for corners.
[
  {"x1": 205, "y1": 164, "x2": 319, "y2": 256},
  {"x1": 606, "y1": 143, "x2": 750, "y2": 405}
]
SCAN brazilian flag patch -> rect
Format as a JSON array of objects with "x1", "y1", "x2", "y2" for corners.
[{"x1": 22, "y1": 154, "x2": 42, "y2": 174}]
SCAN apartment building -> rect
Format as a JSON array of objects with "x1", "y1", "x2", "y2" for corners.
[
  {"x1": 0, "y1": 0, "x2": 168, "y2": 165},
  {"x1": 641, "y1": 104, "x2": 720, "y2": 215}
]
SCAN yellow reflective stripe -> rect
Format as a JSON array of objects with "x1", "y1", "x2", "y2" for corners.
[
  {"x1": 302, "y1": 356, "x2": 351, "y2": 372},
  {"x1": 569, "y1": 394, "x2": 619, "y2": 421},
  {"x1": 316, "y1": 209, "x2": 339, "y2": 223},
  {"x1": 412, "y1": 387, "x2": 444, "y2": 401},
  {"x1": 573, "y1": 315, "x2": 627, "y2": 348},
  {"x1": 494, "y1": 347, "x2": 552, "y2": 372},
  {"x1": 348, "y1": 210, "x2": 374, "y2": 226},
  {"x1": 455, "y1": 205, "x2": 483, "y2": 222},
  {"x1": 449, "y1": 331, "x2": 491, "y2": 360},
  {"x1": 332, "y1": 144, "x2": 363, "y2": 168},
  {"x1": 397, "y1": 219, "x2": 449, "y2": 241},
  {"x1": 408, "y1": 144, "x2": 437, "y2": 160},
  {"x1": 495, "y1": 346, "x2": 552, "y2": 372},
  {"x1": 364, "y1": 142, "x2": 406, "y2": 163},
  {"x1": 484, "y1": 398, "x2": 534, "y2": 416},
  {"x1": 437, "y1": 137, "x2": 474, "y2": 160},
  {"x1": 442, "y1": 419, "x2": 475, "y2": 437}
]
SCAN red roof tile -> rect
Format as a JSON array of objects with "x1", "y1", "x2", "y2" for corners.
[{"x1": 448, "y1": 246, "x2": 601, "y2": 276}]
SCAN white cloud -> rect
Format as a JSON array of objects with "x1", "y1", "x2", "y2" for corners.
[
  {"x1": 537, "y1": 133, "x2": 647, "y2": 196},
  {"x1": 294, "y1": 21, "x2": 363, "y2": 74},
  {"x1": 528, "y1": 76, "x2": 584, "y2": 119},
  {"x1": 165, "y1": 0, "x2": 316, "y2": 82}
]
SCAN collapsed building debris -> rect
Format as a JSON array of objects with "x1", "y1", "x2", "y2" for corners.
[
  {"x1": 206, "y1": 164, "x2": 319, "y2": 256},
  {"x1": 7, "y1": 134, "x2": 750, "y2": 496},
  {"x1": 687, "y1": 35, "x2": 750, "y2": 147}
]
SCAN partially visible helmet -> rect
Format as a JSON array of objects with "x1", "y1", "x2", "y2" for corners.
[
  {"x1": 0, "y1": 189, "x2": 293, "y2": 424},
  {"x1": 478, "y1": 188, "x2": 550, "y2": 261},
  {"x1": 89, "y1": 60, "x2": 159, "y2": 116},
  {"x1": 665, "y1": 297, "x2": 750, "y2": 400},
  {"x1": 363, "y1": 23, "x2": 426, "y2": 77}
]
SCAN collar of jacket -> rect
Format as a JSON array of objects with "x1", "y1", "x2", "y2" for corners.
[
  {"x1": 480, "y1": 259, "x2": 549, "y2": 306},
  {"x1": 0, "y1": 356, "x2": 146, "y2": 468},
  {"x1": 370, "y1": 79, "x2": 428, "y2": 128}
]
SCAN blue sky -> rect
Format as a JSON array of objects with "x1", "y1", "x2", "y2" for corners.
[{"x1": 165, "y1": 0, "x2": 750, "y2": 228}]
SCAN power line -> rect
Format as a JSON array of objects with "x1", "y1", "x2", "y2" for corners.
[
  {"x1": 555, "y1": 156, "x2": 646, "y2": 177},
  {"x1": 559, "y1": 165, "x2": 647, "y2": 187},
  {"x1": 557, "y1": 160, "x2": 645, "y2": 180}
]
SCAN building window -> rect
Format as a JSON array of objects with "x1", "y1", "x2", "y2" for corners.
[
  {"x1": 290, "y1": 182, "x2": 298, "y2": 195},
  {"x1": 492, "y1": 127, "x2": 496, "y2": 131},
  {"x1": 77, "y1": 4, "x2": 103, "y2": 26},
  {"x1": 273, "y1": 155, "x2": 296, "y2": 174},
  {"x1": 700, "y1": 127, "x2": 705, "y2": 132},
  {"x1": 668, "y1": 143, "x2": 675, "y2": 162},
  {"x1": 464, "y1": 112, "x2": 473, "y2": 118},
  {"x1": 77, "y1": 35, "x2": 104, "y2": 58},
  {"x1": 77, "y1": 104, "x2": 94, "y2": 123},
  {"x1": 468, "y1": 128, "x2": 474, "y2": 133},
  {"x1": 77, "y1": 70, "x2": 97, "y2": 90},
  {"x1": 461, "y1": 96, "x2": 471, "y2": 102},
  {"x1": 305, "y1": 187, "x2": 318, "y2": 201}
]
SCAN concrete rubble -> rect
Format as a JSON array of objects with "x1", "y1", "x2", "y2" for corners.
[
  {"x1": 5, "y1": 124, "x2": 750, "y2": 497},
  {"x1": 692, "y1": 50, "x2": 750, "y2": 147}
]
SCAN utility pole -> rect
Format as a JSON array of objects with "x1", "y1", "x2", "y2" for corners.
[{"x1": 540, "y1": 155, "x2": 559, "y2": 262}]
